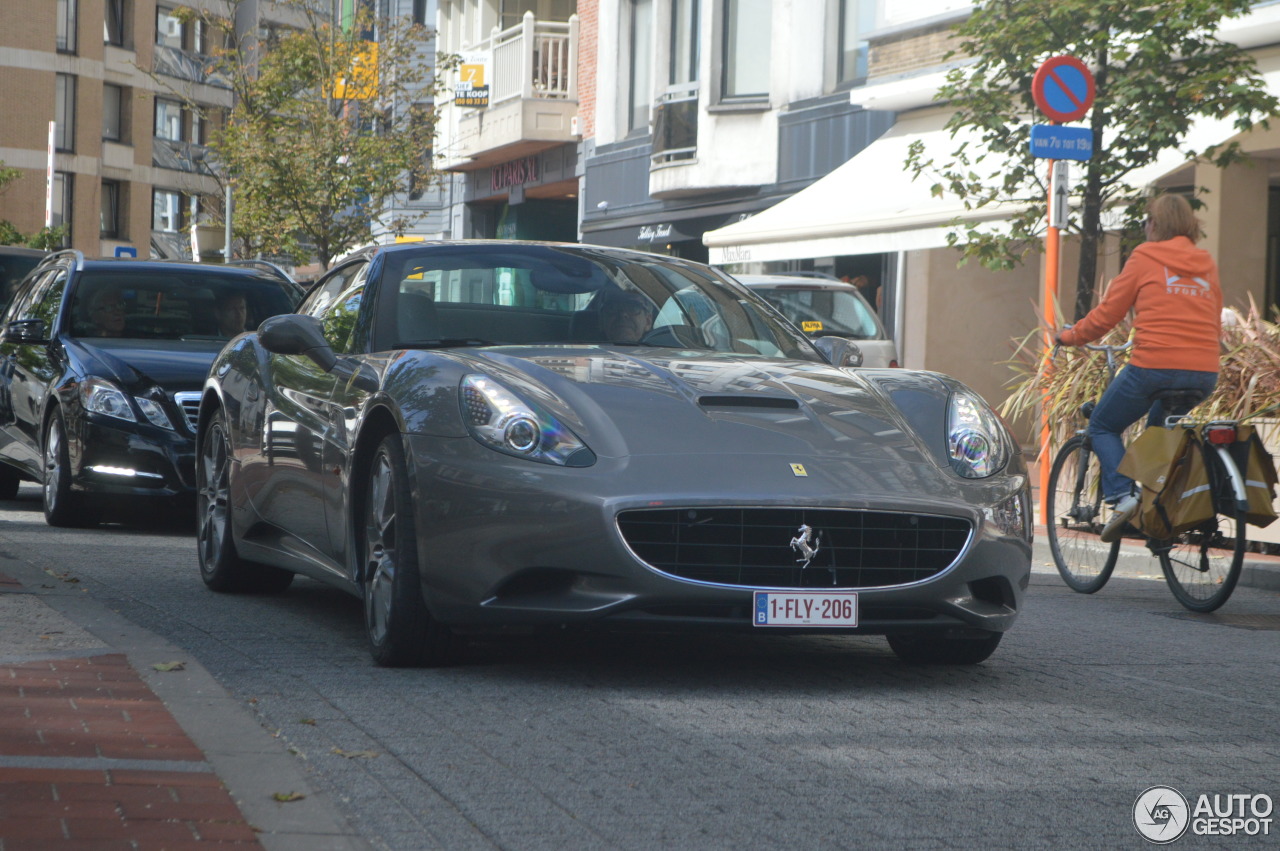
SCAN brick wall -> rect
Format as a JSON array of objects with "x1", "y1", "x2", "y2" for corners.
[
  {"x1": 868, "y1": 25, "x2": 960, "y2": 80},
  {"x1": 577, "y1": 0, "x2": 597, "y2": 139}
]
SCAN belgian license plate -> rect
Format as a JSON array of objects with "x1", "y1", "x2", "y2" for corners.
[{"x1": 752, "y1": 591, "x2": 858, "y2": 627}]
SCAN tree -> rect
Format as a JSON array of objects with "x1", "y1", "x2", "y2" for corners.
[
  {"x1": 906, "y1": 0, "x2": 1278, "y2": 320},
  {"x1": 0, "y1": 161, "x2": 66, "y2": 248},
  {"x1": 179, "y1": 0, "x2": 453, "y2": 269}
]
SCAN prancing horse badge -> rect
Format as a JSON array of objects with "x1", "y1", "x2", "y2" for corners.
[{"x1": 790, "y1": 463, "x2": 808, "y2": 477}]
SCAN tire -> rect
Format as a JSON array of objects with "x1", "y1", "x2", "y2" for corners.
[
  {"x1": 197, "y1": 411, "x2": 293, "y2": 594},
  {"x1": 1158, "y1": 445, "x2": 1246, "y2": 613},
  {"x1": 0, "y1": 463, "x2": 20, "y2": 500},
  {"x1": 887, "y1": 631, "x2": 1003, "y2": 665},
  {"x1": 1046, "y1": 435, "x2": 1120, "y2": 593},
  {"x1": 43, "y1": 409, "x2": 96, "y2": 528},
  {"x1": 360, "y1": 433, "x2": 457, "y2": 668}
]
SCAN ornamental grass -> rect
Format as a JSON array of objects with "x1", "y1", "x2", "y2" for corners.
[{"x1": 1000, "y1": 295, "x2": 1280, "y2": 452}]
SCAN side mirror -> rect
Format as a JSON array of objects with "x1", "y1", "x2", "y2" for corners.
[
  {"x1": 258, "y1": 314, "x2": 338, "y2": 371},
  {"x1": 812, "y1": 335, "x2": 863, "y2": 368},
  {"x1": 257, "y1": 313, "x2": 379, "y2": 393},
  {"x1": 2, "y1": 319, "x2": 47, "y2": 344}
]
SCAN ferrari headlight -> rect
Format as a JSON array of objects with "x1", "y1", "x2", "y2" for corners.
[
  {"x1": 947, "y1": 390, "x2": 1008, "y2": 478},
  {"x1": 460, "y1": 375, "x2": 594, "y2": 467},
  {"x1": 81, "y1": 378, "x2": 136, "y2": 423}
]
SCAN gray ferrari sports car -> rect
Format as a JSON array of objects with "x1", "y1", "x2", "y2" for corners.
[{"x1": 195, "y1": 242, "x2": 1032, "y2": 667}]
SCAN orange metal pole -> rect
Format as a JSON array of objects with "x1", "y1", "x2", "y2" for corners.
[{"x1": 1039, "y1": 160, "x2": 1060, "y2": 528}]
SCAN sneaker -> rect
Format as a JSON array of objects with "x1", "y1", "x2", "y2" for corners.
[{"x1": 1100, "y1": 494, "x2": 1140, "y2": 543}]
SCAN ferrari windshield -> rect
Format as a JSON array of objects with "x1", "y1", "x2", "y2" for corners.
[{"x1": 379, "y1": 245, "x2": 822, "y2": 361}]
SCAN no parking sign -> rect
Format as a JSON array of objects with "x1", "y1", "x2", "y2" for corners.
[{"x1": 1031, "y1": 56, "x2": 1095, "y2": 123}]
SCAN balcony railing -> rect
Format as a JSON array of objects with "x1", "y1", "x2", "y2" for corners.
[
  {"x1": 471, "y1": 12, "x2": 578, "y2": 105},
  {"x1": 651, "y1": 85, "x2": 699, "y2": 164}
]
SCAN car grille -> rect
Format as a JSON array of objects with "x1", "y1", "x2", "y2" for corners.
[
  {"x1": 173, "y1": 392, "x2": 201, "y2": 435},
  {"x1": 616, "y1": 508, "x2": 971, "y2": 589}
]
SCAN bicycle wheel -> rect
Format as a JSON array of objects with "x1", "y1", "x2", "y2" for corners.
[
  {"x1": 1158, "y1": 445, "x2": 1246, "y2": 613},
  {"x1": 1046, "y1": 434, "x2": 1120, "y2": 593}
]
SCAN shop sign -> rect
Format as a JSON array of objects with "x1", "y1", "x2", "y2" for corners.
[
  {"x1": 638, "y1": 223, "x2": 673, "y2": 242},
  {"x1": 491, "y1": 157, "x2": 540, "y2": 192}
]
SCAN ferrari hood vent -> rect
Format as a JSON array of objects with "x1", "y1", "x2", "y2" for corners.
[{"x1": 697, "y1": 395, "x2": 800, "y2": 410}]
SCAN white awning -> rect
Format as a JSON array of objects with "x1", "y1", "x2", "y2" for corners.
[
  {"x1": 704, "y1": 109, "x2": 1027, "y2": 265},
  {"x1": 704, "y1": 81, "x2": 1275, "y2": 266}
]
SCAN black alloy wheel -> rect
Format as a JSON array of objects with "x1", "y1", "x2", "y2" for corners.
[
  {"x1": 42, "y1": 409, "x2": 95, "y2": 528},
  {"x1": 361, "y1": 433, "x2": 457, "y2": 667},
  {"x1": 196, "y1": 410, "x2": 293, "y2": 594}
]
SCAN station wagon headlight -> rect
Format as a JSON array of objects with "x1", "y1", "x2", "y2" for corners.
[
  {"x1": 947, "y1": 391, "x2": 1008, "y2": 478},
  {"x1": 460, "y1": 375, "x2": 595, "y2": 467},
  {"x1": 135, "y1": 397, "x2": 174, "y2": 430},
  {"x1": 81, "y1": 378, "x2": 136, "y2": 423}
]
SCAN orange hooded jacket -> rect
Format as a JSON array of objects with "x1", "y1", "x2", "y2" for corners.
[{"x1": 1059, "y1": 235, "x2": 1222, "y2": 372}]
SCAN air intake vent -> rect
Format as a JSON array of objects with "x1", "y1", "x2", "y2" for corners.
[
  {"x1": 698, "y1": 395, "x2": 799, "y2": 409},
  {"x1": 617, "y1": 507, "x2": 971, "y2": 589}
]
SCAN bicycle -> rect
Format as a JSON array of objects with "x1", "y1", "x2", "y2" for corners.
[{"x1": 1045, "y1": 340, "x2": 1250, "y2": 613}]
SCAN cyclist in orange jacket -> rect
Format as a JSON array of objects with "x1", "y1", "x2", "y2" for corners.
[{"x1": 1055, "y1": 193, "x2": 1222, "y2": 541}]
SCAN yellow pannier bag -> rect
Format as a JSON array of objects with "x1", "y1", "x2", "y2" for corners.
[
  {"x1": 1228, "y1": 425, "x2": 1278, "y2": 528},
  {"x1": 1117, "y1": 427, "x2": 1214, "y2": 540}
]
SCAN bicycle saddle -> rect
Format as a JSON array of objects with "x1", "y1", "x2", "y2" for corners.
[{"x1": 1151, "y1": 388, "x2": 1206, "y2": 417}]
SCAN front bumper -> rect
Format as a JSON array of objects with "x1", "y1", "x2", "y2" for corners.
[
  {"x1": 69, "y1": 411, "x2": 196, "y2": 498},
  {"x1": 406, "y1": 436, "x2": 1032, "y2": 637}
]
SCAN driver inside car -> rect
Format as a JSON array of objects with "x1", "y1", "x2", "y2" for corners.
[{"x1": 599, "y1": 291, "x2": 654, "y2": 343}]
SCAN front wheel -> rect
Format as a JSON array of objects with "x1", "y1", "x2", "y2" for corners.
[
  {"x1": 360, "y1": 433, "x2": 457, "y2": 667},
  {"x1": 1158, "y1": 446, "x2": 1246, "y2": 612},
  {"x1": 196, "y1": 411, "x2": 293, "y2": 594},
  {"x1": 887, "y1": 631, "x2": 1003, "y2": 665},
  {"x1": 1046, "y1": 435, "x2": 1119, "y2": 593},
  {"x1": 43, "y1": 410, "x2": 96, "y2": 528}
]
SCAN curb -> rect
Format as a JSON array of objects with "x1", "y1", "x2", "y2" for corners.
[{"x1": 0, "y1": 561, "x2": 373, "y2": 851}]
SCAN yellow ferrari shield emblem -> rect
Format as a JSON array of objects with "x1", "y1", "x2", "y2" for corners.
[{"x1": 790, "y1": 463, "x2": 808, "y2": 477}]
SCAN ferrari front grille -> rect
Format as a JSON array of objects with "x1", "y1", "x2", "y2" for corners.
[{"x1": 616, "y1": 507, "x2": 971, "y2": 589}]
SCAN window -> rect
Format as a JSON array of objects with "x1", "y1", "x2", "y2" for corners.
[
  {"x1": 838, "y1": 0, "x2": 872, "y2": 87},
  {"x1": 104, "y1": 0, "x2": 126, "y2": 46},
  {"x1": 152, "y1": 189, "x2": 182, "y2": 232},
  {"x1": 52, "y1": 174, "x2": 73, "y2": 246},
  {"x1": 156, "y1": 5, "x2": 184, "y2": 49},
  {"x1": 155, "y1": 98, "x2": 184, "y2": 141},
  {"x1": 412, "y1": 0, "x2": 428, "y2": 25},
  {"x1": 56, "y1": 0, "x2": 78, "y2": 52},
  {"x1": 721, "y1": 0, "x2": 770, "y2": 99},
  {"x1": 102, "y1": 84, "x2": 124, "y2": 141},
  {"x1": 101, "y1": 181, "x2": 121, "y2": 238},
  {"x1": 628, "y1": 0, "x2": 653, "y2": 133},
  {"x1": 670, "y1": 0, "x2": 699, "y2": 87},
  {"x1": 55, "y1": 75, "x2": 76, "y2": 151}
]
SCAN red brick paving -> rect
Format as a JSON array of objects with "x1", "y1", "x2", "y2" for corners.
[{"x1": 0, "y1": 655, "x2": 263, "y2": 848}]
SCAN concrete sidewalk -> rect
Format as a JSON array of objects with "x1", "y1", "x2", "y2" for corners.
[{"x1": 0, "y1": 566, "x2": 371, "y2": 851}]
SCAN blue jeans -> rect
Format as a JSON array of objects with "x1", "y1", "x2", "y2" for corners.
[{"x1": 1089, "y1": 365, "x2": 1218, "y2": 503}]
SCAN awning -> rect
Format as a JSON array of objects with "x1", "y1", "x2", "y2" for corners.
[{"x1": 704, "y1": 87, "x2": 1271, "y2": 265}]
